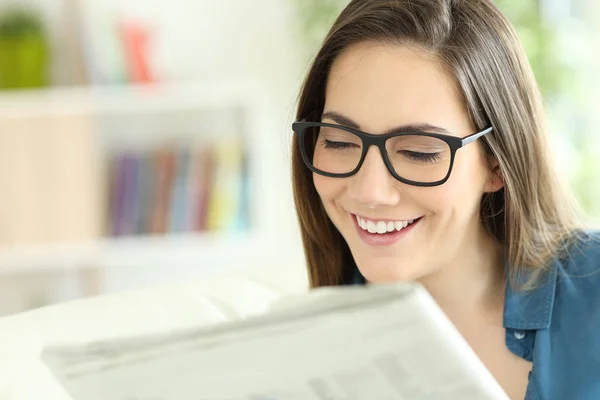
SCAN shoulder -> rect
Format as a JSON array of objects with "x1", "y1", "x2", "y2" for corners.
[
  {"x1": 551, "y1": 229, "x2": 600, "y2": 320},
  {"x1": 558, "y1": 229, "x2": 600, "y2": 277},
  {"x1": 537, "y1": 230, "x2": 600, "y2": 396}
]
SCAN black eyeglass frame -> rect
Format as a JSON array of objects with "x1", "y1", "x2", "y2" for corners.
[{"x1": 292, "y1": 120, "x2": 493, "y2": 187}]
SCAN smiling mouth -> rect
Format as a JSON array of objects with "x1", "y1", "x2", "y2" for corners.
[{"x1": 353, "y1": 214, "x2": 423, "y2": 235}]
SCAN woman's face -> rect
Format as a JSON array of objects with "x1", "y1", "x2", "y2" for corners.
[{"x1": 314, "y1": 42, "x2": 501, "y2": 283}]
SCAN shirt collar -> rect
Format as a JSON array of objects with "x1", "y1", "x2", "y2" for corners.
[
  {"x1": 350, "y1": 267, "x2": 366, "y2": 285},
  {"x1": 503, "y1": 257, "x2": 559, "y2": 330}
]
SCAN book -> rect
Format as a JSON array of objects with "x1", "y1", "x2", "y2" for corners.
[
  {"x1": 148, "y1": 148, "x2": 176, "y2": 235},
  {"x1": 168, "y1": 147, "x2": 192, "y2": 233},
  {"x1": 105, "y1": 139, "x2": 251, "y2": 237},
  {"x1": 108, "y1": 152, "x2": 139, "y2": 236},
  {"x1": 134, "y1": 153, "x2": 153, "y2": 235},
  {"x1": 206, "y1": 138, "x2": 245, "y2": 232},
  {"x1": 188, "y1": 145, "x2": 214, "y2": 232},
  {"x1": 42, "y1": 282, "x2": 509, "y2": 400}
]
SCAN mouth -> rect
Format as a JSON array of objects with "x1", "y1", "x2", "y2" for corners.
[{"x1": 351, "y1": 213, "x2": 422, "y2": 246}]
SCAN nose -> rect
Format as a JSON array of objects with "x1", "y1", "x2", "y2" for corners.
[{"x1": 347, "y1": 146, "x2": 401, "y2": 208}]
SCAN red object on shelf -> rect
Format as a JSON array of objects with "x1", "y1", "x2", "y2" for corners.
[{"x1": 119, "y1": 19, "x2": 154, "y2": 84}]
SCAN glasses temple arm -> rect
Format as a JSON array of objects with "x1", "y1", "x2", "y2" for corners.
[{"x1": 461, "y1": 126, "x2": 493, "y2": 146}]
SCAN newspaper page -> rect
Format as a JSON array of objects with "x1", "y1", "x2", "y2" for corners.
[{"x1": 42, "y1": 282, "x2": 509, "y2": 400}]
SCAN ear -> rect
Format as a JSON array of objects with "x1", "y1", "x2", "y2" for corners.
[{"x1": 485, "y1": 158, "x2": 504, "y2": 193}]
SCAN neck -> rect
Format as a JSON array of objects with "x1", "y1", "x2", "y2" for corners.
[{"x1": 417, "y1": 221, "x2": 506, "y2": 321}]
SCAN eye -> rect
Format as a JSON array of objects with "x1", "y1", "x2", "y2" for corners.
[
  {"x1": 400, "y1": 150, "x2": 442, "y2": 163},
  {"x1": 322, "y1": 140, "x2": 360, "y2": 150}
]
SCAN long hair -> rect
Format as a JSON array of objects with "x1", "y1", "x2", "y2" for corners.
[{"x1": 292, "y1": 0, "x2": 584, "y2": 288}]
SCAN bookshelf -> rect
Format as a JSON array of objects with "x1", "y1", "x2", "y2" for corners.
[{"x1": 0, "y1": 80, "x2": 281, "y2": 312}]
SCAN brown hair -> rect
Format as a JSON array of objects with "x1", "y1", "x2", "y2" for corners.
[{"x1": 292, "y1": 0, "x2": 584, "y2": 288}]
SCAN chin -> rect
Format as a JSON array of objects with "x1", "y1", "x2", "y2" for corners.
[{"x1": 356, "y1": 259, "x2": 423, "y2": 284}]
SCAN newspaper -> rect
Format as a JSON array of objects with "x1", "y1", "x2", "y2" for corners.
[{"x1": 42, "y1": 282, "x2": 509, "y2": 400}]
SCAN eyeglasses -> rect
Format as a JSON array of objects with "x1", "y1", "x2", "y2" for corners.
[{"x1": 292, "y1": 120, "x2": 493, "y2": 187}]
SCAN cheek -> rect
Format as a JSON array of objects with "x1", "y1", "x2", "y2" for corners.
[
  {"x1": 313, "y1": 174, "x2": 330, "y2": 199},
  {"x1": 410, "y1": 185, "x2": 452, "y2": 215},
  {"x1": 313, "y1": 174, "x2": 345, "y2": 209},
  {"x1": 409, "y1": 148, "x2": 489, "y2": 219},
  {"x1": 440, "y1": 147, "x2": 489, "y2": 209}
]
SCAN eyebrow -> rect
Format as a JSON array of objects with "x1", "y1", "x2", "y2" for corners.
[{"x1": 321, "y1": 111, "x2": 453, "y2": 135}]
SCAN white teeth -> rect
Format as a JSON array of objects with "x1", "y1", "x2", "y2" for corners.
[
  {"x1": 355, "y1": 215, "x2": 418, "y2": 235},
  {"x1": 355, "y1": 215, "x2": 368, "y2": 230},
  {"x1": 367, "y1": 221, "x2": 377, "y2": 233}
]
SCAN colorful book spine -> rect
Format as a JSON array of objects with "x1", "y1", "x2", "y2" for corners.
[
  {"x1": 149, "y1": 149, "x2": 176, "y2": 235},
  {"x1": 169, "y1": 147, "x2": 191, "y2": 233},
  {"x1": 106, "y1": 139, "x2": 249, "y2": 238},
  {"x1": 235, "y1": 147, "x2": 250, "y2": 232},
  {"x1": 134, "y1": 154, "x2": 153, "y2": 234},
  {"x1": 109, "y1": 153, "x2": 138, "y2": 236},
  {"x1": 205, "y1": 139, "x2": 245, "y2": 232},
  {"x1": 190, "y1": 146, "x2": 214, "y2": 232}
]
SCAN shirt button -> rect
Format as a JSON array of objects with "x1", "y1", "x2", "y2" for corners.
[{"x1": 514, "y1": 331, "x2": 526, "y2": 340}]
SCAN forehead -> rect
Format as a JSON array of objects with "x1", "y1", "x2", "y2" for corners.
[{"x1": 324, "y1": 42, "x2": 472, "y2": 136}]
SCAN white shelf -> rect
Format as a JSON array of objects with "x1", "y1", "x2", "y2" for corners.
[
  {"x1": 0, "y1": 80, "x2": 269, "y2": 118},
  {"x1": 101, "y1": 232, "x2": 265, "y2": 269},
  {"x1": 0, "y1": 232, "x2": 266, "y2": 275},
  {"x1": 0, "y1": 80, "x2": 280, "y2": 288},
  {"x1": 0, "y1": 241, "x2": 103, "y2": 274}
]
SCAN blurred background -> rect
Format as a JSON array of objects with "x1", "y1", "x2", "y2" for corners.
[{"x1": 0, "y1": 0, "x2": 597, "y2": 316}]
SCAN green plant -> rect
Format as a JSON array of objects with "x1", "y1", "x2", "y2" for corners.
[
  {"x1": 0, "y1": 7, "x2": 48, "y2": 89},
  {"x1": 0, "y1": 8, "x2": 44, "y2": 38},
  {"x1": 494, "y1": 1, "x2": 575, "y2": 101},
  {"x1": 293, "y1": 0, "x2": 348, "y2": 53}
]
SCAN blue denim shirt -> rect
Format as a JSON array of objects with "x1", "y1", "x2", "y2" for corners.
[{"x1": 350, "y1": 231, "x2": 600, "y2": 399}]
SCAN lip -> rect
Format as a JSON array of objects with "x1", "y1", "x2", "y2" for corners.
[
  {"x1": 353, "y1": 214, "x2": 420, "y2": 224},
  {"x1": 352, "y1": 214, "x2": 422, "y2": 246}
]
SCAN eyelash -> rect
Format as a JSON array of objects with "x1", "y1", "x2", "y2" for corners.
[
  {"x1": 401, "y1": 151, "x2": 442, "y2": 163},
  {"x1": 321, "y1": 140, "x2": 442, "y2": 163},
  {"x1": 322, "y1": 140, "x2": 359, "y2": 150}
]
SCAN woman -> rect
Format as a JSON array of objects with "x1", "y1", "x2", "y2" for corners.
[{"x1": 291, "y1": 0, "x2": 600, "y2": 399}]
